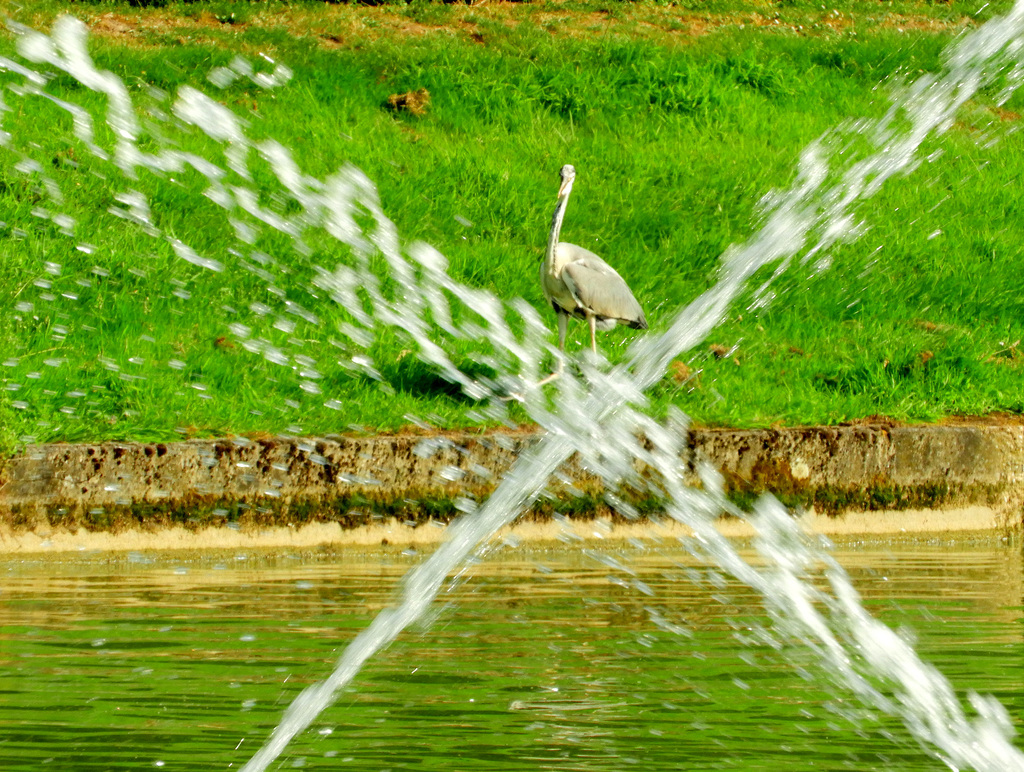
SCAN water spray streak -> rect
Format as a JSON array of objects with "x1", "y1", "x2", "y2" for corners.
[{"x1": 2, "y1": 6, "x2": 1024, "y2": 771}]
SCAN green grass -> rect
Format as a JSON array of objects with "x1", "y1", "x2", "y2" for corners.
[{"x1": 2, "y1": 0, "x2": 1024, "y2": 455}]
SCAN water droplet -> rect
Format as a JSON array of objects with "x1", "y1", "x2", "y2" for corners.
[{"x1": 439, "y1": 465, "x2": 465, "y2": 481}]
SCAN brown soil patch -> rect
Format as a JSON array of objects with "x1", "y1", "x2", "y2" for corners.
[
  {"x1": 2, "y1": 2, "x2": 976, "y2": 56},
  {"x1": 386, "y1": 88, "x2": 431, "y2": 118},
  {"x1": 91, "y1": 13, "x2": 136, "y2": 38},
  {"x1": 65, "y1": 10, "x2": 244, "y2": 51},
  {"x1": 938, "y1": 412, "x2": 1024, "y2": 427},
  {"x1": 994, "y1": 106, "x2": 1022, "y2": 122},
  {"x1": 838, "y1": 414, "x2": 905, "y2": 428},
  {"x1": 879, "y1": 14, "x2": 972, "y2": 34}
]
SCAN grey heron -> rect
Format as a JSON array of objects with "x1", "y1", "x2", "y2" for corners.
[{"x1": 540, "y1": 164, "x2": 648, "y2": 357}]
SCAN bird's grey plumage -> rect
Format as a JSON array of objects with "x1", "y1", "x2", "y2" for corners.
[
  {"x1": 540, "y1": 164, "x2": 647, "y2": 355},
  {"x1": 559, "y1": 245, "x2": 647, "y2": 330}
]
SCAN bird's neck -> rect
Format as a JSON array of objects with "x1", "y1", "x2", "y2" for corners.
[{"x1": 544, "y1": 193, "x2": 569, "y2": 275}]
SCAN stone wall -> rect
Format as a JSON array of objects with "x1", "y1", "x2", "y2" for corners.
[{"x1": 3, "y1": 421, "x2": 1022, "y2": 535}]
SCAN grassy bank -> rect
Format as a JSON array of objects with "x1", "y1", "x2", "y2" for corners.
[{"x1": 1, "y1": 0, "x2": 1023, "y2": 455}]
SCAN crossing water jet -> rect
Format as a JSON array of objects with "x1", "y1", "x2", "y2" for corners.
[
  {"x1": 2, "y1": 6, "x2": 1024, "y2": 771},
  {"x1": 239, "y1": 3, "x2": 1024, "y2": 765}
]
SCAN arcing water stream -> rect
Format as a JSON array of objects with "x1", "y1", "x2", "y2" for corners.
[{"x1": 3, "y1": 5, "x2": 1024, "y2": 770}]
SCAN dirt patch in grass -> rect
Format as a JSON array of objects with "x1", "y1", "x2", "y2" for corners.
[
  {"x1": 939, "y1": 412, "x2": 1024, "y2": 427},
  {"x1": 80, "y1": 10, "x2": 244, "y2": 50},
  {"x1": 7, "y1": 2, "x2": 977, "y2": 56},
  {"x1": 880, "y1": 13, "x2": 973, "y2": 34},
  {"x1": 90, "y1": 13, "x2": 136, "y2": 38},
  {"x1": 386, "y1": 88, "x2": 431, "y2": 117}
]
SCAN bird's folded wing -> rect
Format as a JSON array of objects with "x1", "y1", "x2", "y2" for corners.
[{"x1": 562, "y1": 260, "x2": 644, "y2": 324}]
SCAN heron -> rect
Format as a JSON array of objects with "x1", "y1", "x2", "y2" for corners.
[{"x1": 540, "y1": 164, "x2": 647, "y2": 360}]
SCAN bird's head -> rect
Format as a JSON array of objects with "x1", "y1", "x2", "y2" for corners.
[{"x1": 557, "y1": 164, "x2": 576, "y2": 199}]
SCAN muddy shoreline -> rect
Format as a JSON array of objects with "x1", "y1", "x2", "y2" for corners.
[{"x1": 2, "y1": 420, "x2": 1023, "y2": 554}]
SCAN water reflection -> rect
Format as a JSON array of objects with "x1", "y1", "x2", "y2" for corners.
[{"x1": 0, "y1": 537, "x2": 1021, "y2": 770}]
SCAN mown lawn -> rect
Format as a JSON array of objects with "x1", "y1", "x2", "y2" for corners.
[{"x1": 1, "y1": 0, "x2": 1023, "y2": 455}]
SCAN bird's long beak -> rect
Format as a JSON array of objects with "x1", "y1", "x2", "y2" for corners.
[{"x1": 557, "y1": 177, "x2": 574, "y2": 199}]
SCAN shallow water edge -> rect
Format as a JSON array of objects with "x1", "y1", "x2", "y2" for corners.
[{"x1": 0, "y1": 504, "x2": 1007, "y2": 555}]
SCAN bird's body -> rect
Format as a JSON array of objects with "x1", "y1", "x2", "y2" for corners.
[
  {"x1": 541, "y1": 242, "x2": 646, "y2": 332},
  {"x1": 540, "y1": 165, "x2": 647, "y2": 355}
]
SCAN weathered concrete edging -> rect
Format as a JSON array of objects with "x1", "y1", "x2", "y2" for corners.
[{"x1": 2, "y1": 420, "x2": 1023, "y2": 552}]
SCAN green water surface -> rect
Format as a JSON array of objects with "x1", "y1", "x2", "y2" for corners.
[{"x1": 1, "y1": 536, "x2": 1021, "y2": 770}]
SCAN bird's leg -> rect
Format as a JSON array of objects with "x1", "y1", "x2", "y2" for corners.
[
  {"x1": 535, "y1": 312, "x2": 568, "y2": 387},
  {"x1": 588, "y1": 314, "x2": 598, "y2": 356},
  {"x1": 534, "y1": 364, "x2": 562, "y2": 388}
]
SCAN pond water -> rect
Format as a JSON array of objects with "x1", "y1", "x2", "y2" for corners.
[{"x1": 1, "y1": 535, "x2": 1021, "y2": 771}]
